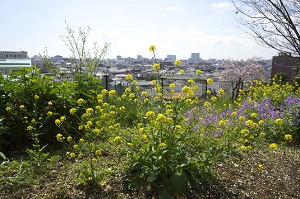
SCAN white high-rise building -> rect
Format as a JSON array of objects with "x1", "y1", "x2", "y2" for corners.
[
  {"x1": 191, "y1": 53, "x2": 200, "y2": 63},
  {"x1": 167, "y1": 55, "x2": 176, "y2": 62},
  {"x1": 137, "y1": 55, "x2": 143, "y2": 62}
]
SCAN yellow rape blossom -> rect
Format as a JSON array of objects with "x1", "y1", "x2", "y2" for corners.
[
  {"x1": 258, "y1": 164, "x2": 263, "y2": 171},
  {"x1": 145, "y1": 111, "x2": 155, "y2": 118},
  {"x1": 240, "y1": 145, "x2": 247, "y2": 151},
  {"x1": 55, "y1": 119, "x2": 61, "y2": 127},
  {"x1": 275, "y1": 118, "x2": 283, "y2": 125},
  {"x1": 93, "y1": 128, "x2": 101, "y2": 134},
  {"x1": 211, "y1": 96, "x2": 217, "y2": 102},
  {"x1": 284, "y1": 134, "x2": 292, "y2": 142},
  {"x1": 175, "y1": 125, "x2": 182, "y2": 130},
  {"x1": 77, "y1": 98, "x2": 84, "y2": 105},
  {"x1": 103, "y1": 102, "x2": 109, "y2": 107},
  {"x1": 187, "y1": 79, "x2": 195, "y2": 84},
  {"x1": 129, "y1": 93, "x2": 135, "y2": 99},
  {"x1": 127, "y1": 143, "x2": 133, "y2": 147},
  {"x1": 218, "y1": 120, "x2": 226, "y2": 126},
  {"x1": 218, "y1": 89, "x2": 225, "y2": 96},
  {"x1": 109, "y1": 90, "x2": 116, "y2": 97},
  {"x1": 269, "y1": 143, "x2": 278, "y2": 150},
  {"x1": 239, "y1": 116, "x2": 245, "y2": 121},
  {"x1": 69, "y1": 152, "x2": 76, "y2": 158},
  {"x1": 149, "y1": 45, "x2": 156, "y2": 52},
  {"x1": 78, "y1": 125, "x2": 84, "y2": 131},
  {"x1": 159, "y1": 143, "x2": 167, "y2": 148},
  {"x1": 204, "y1": 101, "x2": 211, "y2": 107},
  {"x1": 142, "y1": 134, "x2": 148, "y2": 141},
  {"x1": 67, "y1": 136, "x2": 72, "y2": 142},
  {"x1": 139, "y1": 128, "x2": 144, "y2": 134},
  {"x1": 167, "y1": 117, "x2": 173, "y2": 124},
  {"x1": 69, "y1": 108, "x2": 77, "y2": 115},
  {"x1": 207, "y1": 78, "x2": 213, "y2": 85},
  {"x1": 169, "y1": 83, "x2": 176, "y2": 88},
  {"x1": 125, "y1": 74, "x2": 133, "y2": 81},
  {"x1": 125, "y1": 88, "x2": 131, "y2": 93},
  {"x1": 60, "y1": 116, "x2": 66, "y2": 122},
  {"x1": 119, "y1": 106, "x2": 126, "y2": 112},
  {"x1": 27, "y1": 126, "x2": 34, "y2": 131},
  {"x1": 56, "y1": 134, "x2": 63, "y2": 142},
  {"x1": 47, "y1": 111, "x2": 53, "y2": 117},
  {"x1": 152, "y1": 63, "x2": 160, "y2": 71},
  {"x1": 196, "y1": 70, "x2": 202, "y2": 75},
  {"x1": 95, "y1": 149, "x2": 102, "y2": 157},
  {"x1": 156, "y1": 113, "x2": 167, "y2": 122},
  {"x1": 174, "y1": 60, "x2": 181, "y2": 66},
  {"x1": 114, "y1": 136, "x2": 121, "y2": 142},
  {"x1": 141, "y1": 91, "x2": 148, "y2": 97},
  {"x1": 86, "y1": 108, "x2": 93, "y2": 114},
  {"x1": 20, "y1": 105, "x2": 25, "y2": 110},
  {"x1": 245, "y1": 119, "x2": 254, "y2": 127},
  {"x1": 259, "y1": 132, "x2": 265, "y2": 137},
  {"x1": 101, "y1": 89, "x2": 108, "y2": 95}
]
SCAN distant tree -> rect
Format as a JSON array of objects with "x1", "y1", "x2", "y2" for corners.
[
  {"x1": 220, "y1": 58, "x2": 266, "y2": 100},
  {"x1": 61, "y1": 21, "x2": 110, "y2": 76},
  {"x1": 40, "y1": 48, "x2": 60, "y2": 76},
  {"x1": 231, "y1": 0, "x2": 300, "y2": 56}
]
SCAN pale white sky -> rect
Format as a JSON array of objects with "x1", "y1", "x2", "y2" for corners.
[{"x1": 0, "y1": 0, "x2": 277, "y2": 60}]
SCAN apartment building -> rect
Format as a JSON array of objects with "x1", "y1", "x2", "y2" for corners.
[
  {"x1": 0, "y1": 51, "x2": 28, "y2": 59},
  {"x1": 0, "y1": 51, "x2": 31, "y2": 75}
]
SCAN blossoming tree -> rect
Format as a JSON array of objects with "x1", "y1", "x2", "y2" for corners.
[{"x1": 220, "y1": 57, "x2": 266, "y2": 100}]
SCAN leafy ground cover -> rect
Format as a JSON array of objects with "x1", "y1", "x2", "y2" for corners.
[{"x1": 0, "y1": 145, "x2": 299, "y2": 198}]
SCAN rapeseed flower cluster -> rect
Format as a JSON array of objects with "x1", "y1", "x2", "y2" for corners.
[
  {"x1": 269, "y1": 143, "x2": 278, "y2": 150},
  {"x1": 69, "y1": 108, "x2": 77, "y2": 115},
  {"x1": 125, "y1": 74, "x2": 133, "y2": 81},
  {"x1": 196, "y1": 69, "x2": 202, "y2": 75},
  {"x1": 152, "y1": 63, "x2": 160, "y2": 71},
  {"x1": 284, "y1": 134, "x2": 292, "y2": 142},
  {"x1": 149, "y1": 45, "x2": 156, "y2": 52},
  {"x1": 207, "y1": 78, "x2": 213, "y2": 85},
  {"x1": 174, "y1": 60, "x2": 181, "y2": 66},
  {"x1": 34, "y1": 95, "x2": 39, "y2": 100},
  {"x1": 77, "y1": 98, "x2": 84, "y2": 106}
]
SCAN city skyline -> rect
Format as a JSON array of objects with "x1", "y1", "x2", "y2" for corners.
[{"x1": 0, "y1": 0, "x2": 277, "y2": 60}]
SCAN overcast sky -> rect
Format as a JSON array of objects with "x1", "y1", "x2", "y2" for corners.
[{"x1": 0, "y1": 0, "x2": 277, "y2": 60}]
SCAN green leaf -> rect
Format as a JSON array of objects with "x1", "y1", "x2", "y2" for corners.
[
  {"x1": 157, "y1": 186, "x2": 173, "y2": 199},
  {"x1": 170, "y1": 172, "x2": 188, "y2": 195},
  {"x1": 162, "y1": 150, "x2": 169, "y2": 154},
  {"x1": 179, "y1": 158, "x2": 189, "y2": 168},
  {"x1": 174, "y1": 133, "x2": 181, "y2": 139},
  {"x1": 147, "y1": 171, "x2": 158, "y2": 183},
  {"x1": 0, "y1": 152, "x2": 6, "y2": 160}
]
